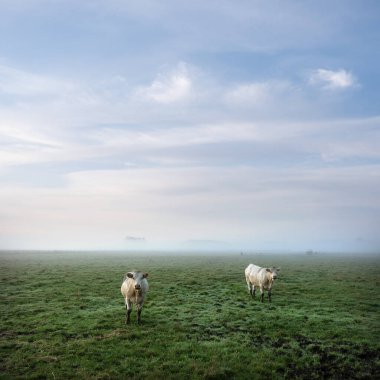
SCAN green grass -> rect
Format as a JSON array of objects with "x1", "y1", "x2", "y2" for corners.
[{"x1": 1, "y1": 251, "x2": 379, "y2": 379}]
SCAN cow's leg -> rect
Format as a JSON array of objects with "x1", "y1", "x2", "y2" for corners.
[
  {"x1": 260, "y1": 286, "x2": 264, "y2": 303},
  {"x1": 245, "y1": 276, "x2": 251, "y2": 296},
  {"x1": 125, "y1": 299, "x2": 132, "y2": 324},
  {"x1": 252, "y1": 285, "x2": 256, "y2": 298},
  {"x1": 268, "y1": 288, "x2": 272, "y2": 303},
  {"x1": 136, "y1": 303, "x2": 142, "y2": 324},
  {"x1": 247, "y1": 281, "x2": 253, "y2": 297}
]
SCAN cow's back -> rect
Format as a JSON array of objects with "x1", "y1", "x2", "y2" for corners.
[
  {"x1": 247, "y1": 265, "x2": 269, "y2": 287},
  {"x1": 245, "y1": 263, "x2": 262, "y2": 277}
]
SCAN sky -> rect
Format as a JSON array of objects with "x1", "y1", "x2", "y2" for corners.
[{"x1": 0, "y1": 0, "x2": 379, "y2": 252}]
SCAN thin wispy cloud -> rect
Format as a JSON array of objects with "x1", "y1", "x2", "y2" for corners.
[
  {"x1": 224, "y1": 81, "x2": 292, "y2": 107},
  {"x1": 0, "y1": 65, "x2": 78, "y2": 100},
  {"x1": 309, "y1": 68, "x2": 357, "y2": 90}
]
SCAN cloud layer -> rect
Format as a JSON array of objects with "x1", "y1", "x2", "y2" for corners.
[{"x1": 0, "y1": 1, "x2": 379, "y2": 252}]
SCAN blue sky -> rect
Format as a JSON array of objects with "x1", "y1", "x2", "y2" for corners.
[{"x1": 0, "y1": 1, "x2": 379, "y2": 252}]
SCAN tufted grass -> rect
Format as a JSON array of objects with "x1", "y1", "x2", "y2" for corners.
[{"x1": 0, "y1": 251, "x2": 379, "y2": 379}]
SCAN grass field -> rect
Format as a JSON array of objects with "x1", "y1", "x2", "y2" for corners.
[{"x1": 0, "y1": 251, "x2": 379, "y2": 379}]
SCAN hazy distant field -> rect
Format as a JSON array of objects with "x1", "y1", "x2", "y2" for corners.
[{"x1": 0, "y1": 251, "x2": 379, "y2": 379}]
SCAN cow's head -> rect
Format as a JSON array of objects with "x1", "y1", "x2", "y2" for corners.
[
  {"x1": 127, "y1": 271, "x2": 148, "y2": 291},
  {"x1": 266, "y1": 267, "x2": 280, "y2": 280}
]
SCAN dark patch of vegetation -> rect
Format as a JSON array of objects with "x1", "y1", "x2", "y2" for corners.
[{"x1": 0, "y1": 251, "x2": 379, "y2": 379}]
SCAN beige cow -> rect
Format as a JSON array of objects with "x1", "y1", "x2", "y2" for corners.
[
  {"x1": 245, "y1": 263, "x2": 280, "y2": 303},
  {"x1": 121, "y1": 271, "x2": 149, "y2": 324}
]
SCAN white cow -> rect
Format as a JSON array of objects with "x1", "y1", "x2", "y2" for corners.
[
  {"x1": 121, "y1": 271, "x2": 149, "y2": 324},
  {"x1": 245, "y1": 263, "x2": 280, "y2": 303}
]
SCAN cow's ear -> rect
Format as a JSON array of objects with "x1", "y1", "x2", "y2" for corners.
[
  {"x1": 127, "y1": 272, "x2": 134, "y2": 278},
  {"x1": 143, "y1": 272, "x2": 148, "y2": 278},
  {"x1": 266, "y1": 268, "x2": 271, "y2": 272}
]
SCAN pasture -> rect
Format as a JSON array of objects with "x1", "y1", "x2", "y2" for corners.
[{"x1": 0, "y1": 251, "x2": 379, "y2": 379}]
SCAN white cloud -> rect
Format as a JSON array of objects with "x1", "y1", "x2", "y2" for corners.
[
  {"x1": 0, "y1": 65, "x2": 75, "y2": 97},
  {"x1": 1, "y1": 112, "x2": 379, "y2": 171},
  {"x1": 93, "y1": 122, "x2": 260, "y2": 152},
  {"x1": 136, "y1": 63, "x2": 192, "y2": 104},
  {"x1": 309, "y1": 69, "x2": 356, "y2": 90},
  {"x1": 224, "y1": 80, "x2": 294, "y2": 110}
]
